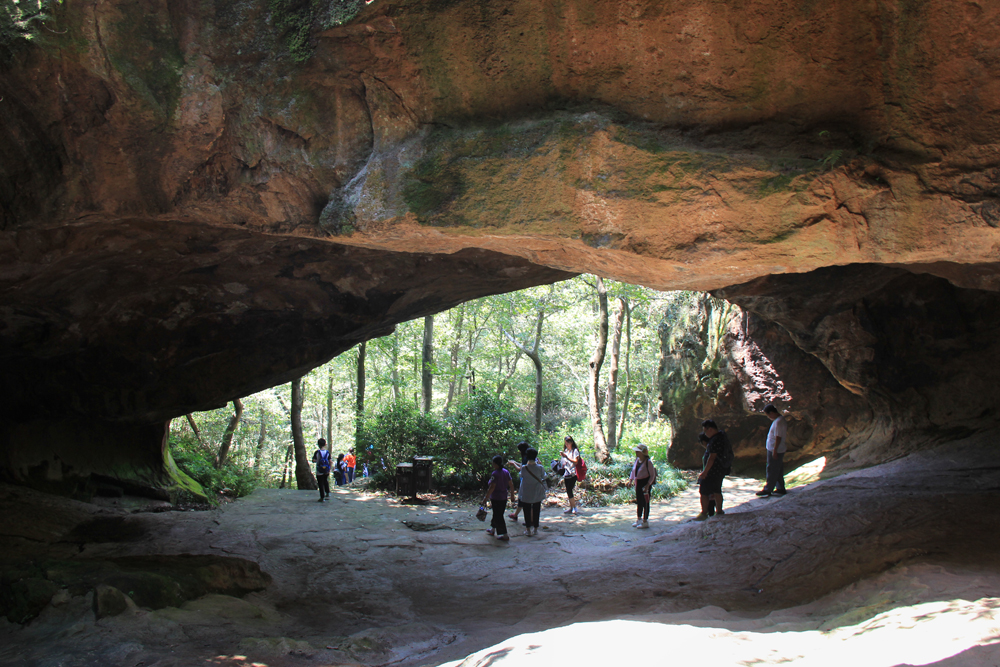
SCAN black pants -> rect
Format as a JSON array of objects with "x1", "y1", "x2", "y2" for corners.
[
  {"x1": 317, "y1": 473, "x2": 330, "y2": 498},
  {"x1": 635, "y1": 478, "x2": 650, "y2": 521},
  {"x1": 764, "y1": 451, "x2": 786, "y2": 492},
  {"x1": 523, "y1": 502, "x2": 541, "y2": 528},
  {"x1": 490, "y1": 498, "x2": 508, "y2": 535}
]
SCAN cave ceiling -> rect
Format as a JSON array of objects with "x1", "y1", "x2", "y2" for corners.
[{"x1": 1, "y1": 0, "x2": 999, "y2": 489}]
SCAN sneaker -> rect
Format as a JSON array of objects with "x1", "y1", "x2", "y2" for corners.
[
  {"x1": 486, "y1": 528, "x2": 495, "y2": 536},
  {"x1": 638, "y1": 520, "x2": 649, "y2": 529},
  {"x1": 631, "y1": 521, "x2": 641, "y2": 528},
  {"x1": 563, "y1": 508, "x2": 573, "y2": 514},
  {"x1": 508, "y1": 513, "x2": 518, "y2": 520},
  {"x1": 693, "y1": 513, "x2": 708, "y2": 521},
  {"x1": 317, "y1": 498, "x2": 324, "y2": 502},
  {"x1": 773, "y1": 489, "x2": 787, "y2": 496},
  {"x1": 755, "y1": 490, "x2": 772, "y2": 497},
  {"x1": 497, "y1": 534, "x2": 510, "y2": 542},
  {"x1": 571, "y1": 508, "x2": 579, "y2": 515},
  {"x1": 524, "y1": 529, "x2": 532, "y2": 536}
]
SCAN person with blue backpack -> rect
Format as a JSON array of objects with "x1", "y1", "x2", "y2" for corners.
[{"x1": 312, "y1": 439, "x2": 332, "y2": 502}]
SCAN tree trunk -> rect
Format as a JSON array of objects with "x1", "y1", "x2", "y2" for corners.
[
  {"x1": 445, "y1": 306, "x2": 464, "y2": 415},
  {"x1": 254, "y1": 407, "x2": 267, "y2": 471},
  {"x1": 326, "y1": 365, "x2": 334, "y2": 445},
  {"x1": 215, "y1": 399, "x2": 244, "y2": 468},
  {"x1": 291, "y1": 378, "x2": 317, "y2": 490},
  {"x1": 589, "y1": 277, "x2": 611, "y2": 462},
  {"x1": 421, "y1": 315, "x2": 434, "y2": 414},
  {"x1": 606, "y1": 297, "x2": 625, "y2": 452},
  {"x1": 279, "y1": 444, "x2": 293, "y2": 488},
  {"x1": 504, "y1": 309, "x2": 545, "y2": 432},
  {"x1": 618, "y1": 298, "x2": 633, "y2": 442},
  {"x1": 391, "y1": 331, "x2": 401, "y2": 403},
  {"x1": 185, "y1": 414, "x2": 204, "y2": 447},
  {"x1": 356, "y1": 340, "x2": 366, "y2": 444}
]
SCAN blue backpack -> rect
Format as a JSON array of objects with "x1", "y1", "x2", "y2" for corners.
[{"x1": 316, "y1": 449, "x2": 331, "y2": 474}]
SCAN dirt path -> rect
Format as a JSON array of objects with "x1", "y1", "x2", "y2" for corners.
[{"x1": 3, "y1": 435, "x2": 1000, "y2": 667}]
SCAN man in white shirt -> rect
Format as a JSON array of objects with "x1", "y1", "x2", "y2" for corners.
[{"x1": 756, "y1": 404, "x2": 788, "y2": 497}]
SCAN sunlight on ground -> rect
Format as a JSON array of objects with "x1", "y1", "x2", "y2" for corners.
[
  {"x1": 787, "y1": 456, "x2": 827, "y2": 488},
  {"x1": 442, "y1": 598, "x2": 1000, "y2": 666}
]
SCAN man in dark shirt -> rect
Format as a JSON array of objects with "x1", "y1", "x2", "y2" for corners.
[{"x1": 695, "y1": 419, "x2": 730, "y2": 521}]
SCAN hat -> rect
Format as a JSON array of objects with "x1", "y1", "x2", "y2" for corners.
[{"x1": 633, "y1": 444, "x2": 649, "y2": 454}]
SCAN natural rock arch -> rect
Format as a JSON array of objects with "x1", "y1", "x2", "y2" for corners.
[{"x1": 1, "y1": 0, "x2": 999, "y2": 495}]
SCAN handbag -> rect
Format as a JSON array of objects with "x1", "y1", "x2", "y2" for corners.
[{"x1": 475, "y1": 506, "x2": 487, "y2": 521}]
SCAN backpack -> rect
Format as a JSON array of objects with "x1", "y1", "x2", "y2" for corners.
[
  {"x1": 551, "y1": 459, "x2": 565, "y2": 476},
  {"x1": 316, "y1": 449, "x2": 331, "y2": 474},
  {"x1": 576, "y1": 456, "x2": 588, "y2": 481},
  {"x1": 718, "y1": 432, "x2": 734, "y2": 475}
]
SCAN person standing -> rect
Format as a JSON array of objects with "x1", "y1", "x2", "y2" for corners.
[
  {"x1": 560, "y1": 436, "x2": 581, "y2": 515},
  {"x1": 506, "y1": 441, "x2": 531, "y2": 524},
  {"x1": 312, "y1": 439, "x2": 332, "y2": 502},
  {"x1": 516, "y1": 447, "x2": 546, "y2": 536},
  {"x1": 482, "y1": 455, "x2": 516, "y2": 541},
  {"x1": 334, "y1": 453, "x2": 347, "y2": 487},
  {"x1": 627, "y1": 444, "x2": 657, "y2": 529},
  {"x1": 696, "y1": 420, "x2": 730, "y2": 521},
  {"x1": 757, "y1": 405, "x2": 788, "y2": 497},
  {"x1": 346, "y1": 449, "x2": 357, "y2": 483}
]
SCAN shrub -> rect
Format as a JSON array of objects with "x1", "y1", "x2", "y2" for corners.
[
  {"x1": 437, "y1": 393, "x2": 537, "y2": 485},
  {"x1": 169, "y1": 434, "x2": 262, "y2": 502},
  {"x1": 357, "y1": 402, "x2": 445, "y2": 477}
]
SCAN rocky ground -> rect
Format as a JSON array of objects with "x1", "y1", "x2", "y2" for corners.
[{"x1": 3, "y1": 431, "x2": 1000, "y2": 667}]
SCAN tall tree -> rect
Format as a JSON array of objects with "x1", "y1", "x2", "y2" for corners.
[
  {"x1": 391, "y1": 331, "x2": 401, "y2": 403},
  {"x1": 589, "y1": 277, "x2": 611, "y2": 462},
  {"x1": 254, "y1": 406, "x2": 267, "y2": 471},
  {"x1": 445, "y1": 305, "x2": 465, "y2": 415},
  {"x1": 421, "y1": 315, "x2": 434, "y2": 414},
  {"x1": 505, "y1": 308, "x2": 545, "y2": 432},
  {"x1": 185, "y1": 414, "x2": 205, "y2": 449},
  {"x1": 291, "y1": 377, "x2": 317, "y2": 490},
  {"x1": 356, "y1": 340, "x2": 366, "y2": 444},
  {"x1": 606, "y1": 296, "x2": 626, "y2": 452},
  {"x1": 215, "y1": 399, "x2": 243, "y2": 468},
  {"x1": 326, "y1": 365, "x2": 334, "y2": 445},
  {"x1": 617, "y1": 297, "x2": 633, "y2": 441}
]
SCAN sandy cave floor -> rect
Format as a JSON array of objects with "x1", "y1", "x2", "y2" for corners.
[{"x1": 4, "y1": 433, "x2": 1000, "y2": 667}]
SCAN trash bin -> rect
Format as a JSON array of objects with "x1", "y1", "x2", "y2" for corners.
[
  {"x1": 395, "y1": 462, "x2": 414, "y2": 497},
  {"x1": 412, "y1": 456, "x2": 434, "y2": 493}
]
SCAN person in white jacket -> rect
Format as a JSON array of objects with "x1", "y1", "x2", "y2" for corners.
[{"x1": 513, "y1": 448, "x2": 546, "y2": 536}]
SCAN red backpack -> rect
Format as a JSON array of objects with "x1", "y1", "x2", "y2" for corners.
[{"x1": 576, "y1": 456, "x2": 588, "y2": 481}]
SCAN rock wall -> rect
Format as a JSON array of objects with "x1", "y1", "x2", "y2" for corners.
[{"x1": 661, "y1": 293, "x2": 870, "y2": 473}]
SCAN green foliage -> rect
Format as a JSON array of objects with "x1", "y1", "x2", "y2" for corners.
[
  {"x1": 438, "y1": 393, "x2": 537, "y2": 483},
  {"x1": 269, "y1": 0, "x2": 367, "y2": 63},
  {"x1": 0, "y1": 0, "x2": 61, "y2": 62},
  {"x1": 402, "y1": 155, "x2": 466, "y2": 222},
  {"x1": 579, "y1": 458, "x2": 686, "y2": 506},
  {"x1": 357, "y1": 402, "x2": 444, "y2": 476},
  {"x1": 819, "y1": 149, "x2": 844, "y2": 171},
  {"x1": 357, "y1": 395, "x2": 536, "y2": 490},
  {"x1": 169, "y1": 434, "x2": 262, "y2": 503}
]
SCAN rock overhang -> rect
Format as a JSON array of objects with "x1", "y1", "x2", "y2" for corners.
[{"x1": 2, "y1": 0, "x2": 1000, "y2": 493}]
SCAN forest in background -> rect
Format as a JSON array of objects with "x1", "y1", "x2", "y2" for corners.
[{"x1": 169, "y1": 276, "x2": 729, "y2": 503}]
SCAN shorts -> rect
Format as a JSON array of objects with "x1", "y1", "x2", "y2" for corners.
[
  {"x1": 699, "y1": 473, "x2": 724, "y2": 496},
  {"x1": 564, "y1": 476, "x2": 577, "y2": 498}
]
